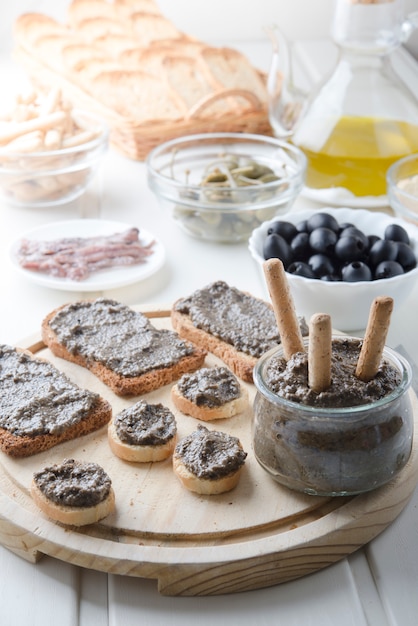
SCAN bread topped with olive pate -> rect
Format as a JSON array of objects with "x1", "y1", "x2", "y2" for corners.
[
  {"x1": 108, "y1": 400, "x2": 177, "y2": 462},
  {"x1": 171, "y1": 366, "x2": 248, "y2": 421},
  {"x1": 173, "y1": 424, "x2": 247, "y2": 495},
  {"x1": 0, "y1": 344, "x2": 111, "y2": 458},
  {"x1": 171, "y1": 281, "x2": 308, "y2": 382},
  {"x1": 31, "y1": 458, "x2": 115, "y2": 526},
  {"x1": 41, "y1": 298, "x2": 207, "y2": 397}
]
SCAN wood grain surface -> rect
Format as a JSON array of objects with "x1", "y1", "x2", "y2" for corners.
[{"x1": 0, "y1": 308, "x2": 417, "y2": 596}]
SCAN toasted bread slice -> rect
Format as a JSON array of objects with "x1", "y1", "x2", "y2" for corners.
[
  {"x1": 0, "y1": 345, "x2": 111, "y2": 458},
  {"x1": 173, "y1": 425, "x2": 247, "y2": 495},
  {"x1": 171, "y1": 305, "x2": 257, "y2": 383},
  {"x1": 31, "y1": 459, "x2": 115, "y2": 526},
  {"x1": 108, "y1": 399, "x2": 177, "y2": 462},
  {"x1": 42, "y1": 299, "x2": 207, "y2": 397},
  {"x1": 171, "y1": 367, "x2": 248, "y2": 421},
  {"x1": 108, "y1": 417, "x2": 176, "y2": 462},
  {"x1": 171, "y1": 281, "x2": 308, "y2": 383}
]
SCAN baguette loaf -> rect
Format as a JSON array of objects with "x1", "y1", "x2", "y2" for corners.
[
  {"x1": 0, "y1": 345, "x2": 111, "y2": 458},
  {"x1": 31, "y1": 458, "x2": 115, "y2": 526},
  {"x1": 171, "y1": 366, "x2": 248, "y2": 421},
  {"x1": 171, "y1": 281, "x2": 308, "y2": 383},
  {"x1": 42, "y1": 298, "x2": 207, "y2": 397}
]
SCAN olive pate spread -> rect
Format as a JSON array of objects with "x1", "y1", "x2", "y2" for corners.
[
  {"x1": 175, "y1": 280, "x2": 308, "y2": 358},
  {"x1": 33, "y1": 459, "x2": 111, "y2": 507},
  {"x1": 177, "y1": 366, "x2": 241, "y2": 408},
  {"x1": 48, "y1": 298, "x2": 195, "y2": 377},
  {"x1": 0, "y1": 345, "x2": 99, "y2": 437},
  {"x1": 175, "y1": 424, "x2": 247, "y2": 480},
  {"x1": 265, "y1": 337, "x2": 401, "y2": 408},
  {"x1": 253, "y1": 337, "x2": 412, "y2": 494},
  {"x1": 114, "y1": 400, "x2": 176, "y2": 446}
]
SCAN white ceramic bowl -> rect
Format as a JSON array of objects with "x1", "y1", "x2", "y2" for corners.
[
  {"x1": 146, "y1": 132, "x2": 306, "y2": 243},
  {"x1": 249, "y1": 207, "x2": 418, "y2": 331},
  {"x1": 387, "y1": 153, "x2": 418, "y2": 225},
  {"x1": 0, "y1": 111, "x2": 108, "y2": 208}
]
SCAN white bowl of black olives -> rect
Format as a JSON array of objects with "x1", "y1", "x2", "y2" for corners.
[{"x1": 249, "y1": 207, "x2": 418, "y2": 331}]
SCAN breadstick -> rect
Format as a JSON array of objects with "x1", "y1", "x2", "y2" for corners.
[
  {"x1": 355, "y1": 296, "x2": 393, "y2": 382},
  {"x1": 263, "y1": 258, "x2": 305, "y2": 360},
  {"x1": 308, "y1": 313, "x2": 332, "y2": 393},
  {"x1": 4, "y1": 130, "x2": 44, "y2": 153},
  {"x1": 39, "y1": 87, "x2": 62, "y2": 115},
  {"x1": 62, "y1": 129, "x2": 98, "y2": 148},
  {"x1": 0, "y1": 110, "x2": 67, "y2": 146}
]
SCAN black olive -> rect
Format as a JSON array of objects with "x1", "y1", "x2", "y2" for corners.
[
  {"x1": 335, "y1": 234, "x2": 367, "y2": 261},
  {"x1": 309, "y1": 227, "x2": 337, "y2": 254},
  {"x1": 396, "y1": 242, "x2": 417, "y2": 272},
  {"x1": 308, "y1": 254, "x2": 337, "y2": 278},
  {"x1": 287, "y1": 261, "x2": 316, "y2": 278},
  {"x1": 290, "y1": 232, "x2": 311, "y2": 259},
  {"x1": 339, "y1": 226, "x2": 369, "y2": 249},
  {"x1": 306, "y1": 212, "x2": 340, "y2": 233},
  {"x1": 341, "y1": 262, "x2": 372, "y2": 282},
  {"x1": 374, "y1": 260, "x2": 405, "y2": 279},
  {"x1": 262, "y1": 233, "x2": 293, "y2": 268},
  {"x1": 267, "y1": 220, "x2": 298, "y2": 242},
  {"x1": 368, "y1": 239, "x2": 398, "y2": 267},
  {"x1": 384, "y1": 224, "x2": 410, "y2": 245}
]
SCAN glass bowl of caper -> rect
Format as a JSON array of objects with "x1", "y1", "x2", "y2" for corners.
[{"x1": 146, "y1": 132, "x2": 306, "y2": 243}]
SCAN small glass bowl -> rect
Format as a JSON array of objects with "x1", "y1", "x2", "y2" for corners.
[
  {"x1": 387, "y1": 153, "x2": 418, "y2": 225},
  {"x1": 146, "y1": 132, "x2": 306, "y2": 243},
  {"x1": 0, "y1": 111, "x2": 108, "y2": 208},
  {"x1": 252, "y1": 337, "x2": 414, "y2": 496}
]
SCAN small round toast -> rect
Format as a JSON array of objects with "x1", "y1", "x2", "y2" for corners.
[
  {"x1": 173, "y1": 425, "x2": 247, "y2": 495},
  {"x1": 108, "y1": 400, "x2": 177, "y2": 462},
  {"x1": 171, "y1": 366, "x2": 248, "y2": 421},
  {"x1": 31, "y1": 459, "x2": 115, "y2": 527}
]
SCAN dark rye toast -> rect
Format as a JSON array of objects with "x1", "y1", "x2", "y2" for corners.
[
  {"x1": 41, "y1": 298, "x2": 207, "y2": 397},
  {"x1": 171, "y1": 281, "x2": 308, "y2": 383},
  {"x1": 0, "y1": 345, "x2": 111, "y2": 458}
]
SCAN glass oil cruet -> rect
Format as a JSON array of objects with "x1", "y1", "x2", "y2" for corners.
[{"x1": 267, "y1": 0, "x2": 418, "y2": 200}]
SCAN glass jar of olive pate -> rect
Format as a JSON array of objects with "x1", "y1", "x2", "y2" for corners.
[{"x1": 252, "y1": 337, "x2": 414, "y2": 496}]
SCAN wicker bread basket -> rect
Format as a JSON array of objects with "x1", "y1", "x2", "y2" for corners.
[{"x1": 13, "y1": 3, "x2": 272, "y2": 160}]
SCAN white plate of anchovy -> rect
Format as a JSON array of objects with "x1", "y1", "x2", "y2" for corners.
[{"x1": 9, "y1": 219, "x2": 166, "y2": 291}]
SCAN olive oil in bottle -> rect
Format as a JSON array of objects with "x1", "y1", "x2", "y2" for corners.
[{"x1": 300, "y1": 116, "x2": 418, "y2": 197}]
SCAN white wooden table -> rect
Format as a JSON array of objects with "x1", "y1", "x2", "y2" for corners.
[{"x1": 1, "y1": 8, "x2": 418, "y2": 625}]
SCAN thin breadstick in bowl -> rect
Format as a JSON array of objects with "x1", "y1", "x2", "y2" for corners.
[{"x1": 0, "y1": 87, "x2": 108, "y2": 208}]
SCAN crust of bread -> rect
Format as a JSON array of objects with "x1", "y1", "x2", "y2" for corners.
[
  {"x1": 13, "y1": 5, "x2": 267, "y2": 129},
  {"x1": 41, "y1": 305, "x2": 207, "y2": 397},
  {"x1": 171, "y1": 304, "x2": 257, "y2": 383},
  {"x1": 0, "y1": 345, "x2": 112, "y2": 458},
  {"x1": 31, "y1": 479, "x2": 115, "y2": 526},
  {"x1": 107, "y1": 417, "x2": 176, "y2": 462},
  {"x1": 172, "y1": 453, "x2": 243, "y2": 495},
  {"x1": 171, "y1": 383, "x2": 248, "y2": 421},
  {"x1": 0, "y1": 394, "x2": 111, "y2": 458}
]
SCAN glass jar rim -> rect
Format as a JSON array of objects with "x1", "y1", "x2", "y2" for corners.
[{"x1": 253, "y1": 336, "x2": 412, "y2": 419}]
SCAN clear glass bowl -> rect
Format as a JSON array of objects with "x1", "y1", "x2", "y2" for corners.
[
  {"x1": 387, "y1": 153, "x2": 418, "y2": 226},
  {"x1": 0, "y1": 111, "x2": 108, "y2": 208},
  {"x1": 146, "y1": 132, "x2": 306, "y2": 243},
  {"x1": 252, "y1": 337, "x2": 414, "y2": 496}
]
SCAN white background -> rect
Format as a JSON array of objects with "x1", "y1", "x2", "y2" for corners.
[{"x1": 1, "y1": 0, "x2": 418, "y2": 54}]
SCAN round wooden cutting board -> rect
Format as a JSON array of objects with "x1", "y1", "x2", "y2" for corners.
[{"x1": 0, "y1": 307, "x2": 417, "y2": 597}]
